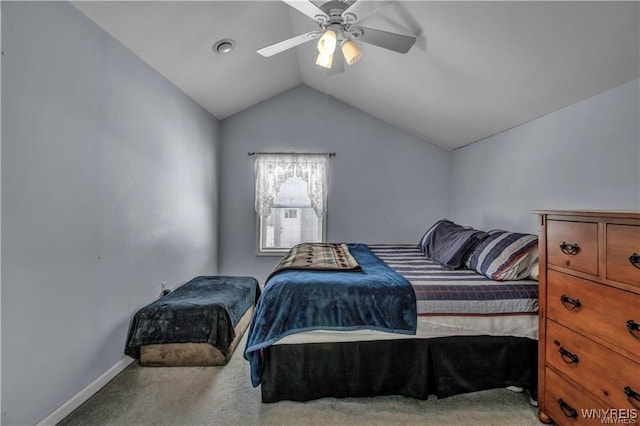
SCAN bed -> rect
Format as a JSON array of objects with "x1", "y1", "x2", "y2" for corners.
[
  {"x1": 244, "y1": 225, "x2": 539, "y2": 403},
  {"x1": 125, "y1": 275, "x2": 259, "y2": 366}
]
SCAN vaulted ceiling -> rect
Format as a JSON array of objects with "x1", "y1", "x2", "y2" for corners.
[{"x1": 72, "y1": 1, "x2": 639, "y2": 150}]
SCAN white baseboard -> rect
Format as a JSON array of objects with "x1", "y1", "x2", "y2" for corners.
[{"x1": 37, "y1": 357, "x2": 134, "y2": 426}]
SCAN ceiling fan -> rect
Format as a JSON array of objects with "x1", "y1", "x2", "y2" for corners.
[{"x1": 257, "y1": 0, "x2": 416, "y2": 74}]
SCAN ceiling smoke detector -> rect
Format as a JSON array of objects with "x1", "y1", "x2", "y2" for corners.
[{"x1": 212, "y1": 39, "x2": 235, "y2": 54}]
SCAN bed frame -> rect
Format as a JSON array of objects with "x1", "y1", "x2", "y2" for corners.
[
  {"x1": 249, "y1": 243, "x2": 539, "y2": 403},
  {"x1": 260, "y1": 335, "x2": 537, "y2": 402},
  {"x1": 140, "y1": 306, "x2": 254, "y2": 366}
]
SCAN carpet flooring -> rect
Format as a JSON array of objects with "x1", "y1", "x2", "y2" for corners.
[{"x1": 60, "y1": 333, "x2": 541, "y2": 426}]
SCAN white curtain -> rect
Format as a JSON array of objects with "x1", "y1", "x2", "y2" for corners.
[{"x1": 254, "y1": 153, "x2": 328, "y2": 218}]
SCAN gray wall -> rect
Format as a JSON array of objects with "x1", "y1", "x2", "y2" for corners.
[
  {"x1": 1, "y1": 2, "x2": 220, "y2": 425},
  {"x1": 450, "y1": 79, "x2": 640, "y2": 234},
  {"x1": 219, "y1": 85, "x2": 451, "y2": 283},
  {"x1": 0, "y1": 3, "x2": 3, "y2": 422}
]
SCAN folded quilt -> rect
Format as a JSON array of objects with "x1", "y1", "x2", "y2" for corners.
[
  {"x1": 244, "y1": 243, "x2": 417, "y2": 387},
  {"x1": 266, "y1": 242, "x2": 361, "y2": 282}
]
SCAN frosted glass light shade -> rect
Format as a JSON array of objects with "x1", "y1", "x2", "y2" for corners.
[
  {"x1": 315, "y1": 52, "x2": 333, "y2": 69},
  {"x1": 317, "y1": 30, "x2": 337, "y2": 54},
  {"x1": 341, "y1": 40, "x2": 362, "y2": 65}
]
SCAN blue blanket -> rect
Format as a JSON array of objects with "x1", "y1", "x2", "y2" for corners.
[
  {"x1": 125, "y1": 276, "x2": 259, "y2": 359},
  {"x1": 244, "y1": 244, "x2": 417, "y2": 386}
]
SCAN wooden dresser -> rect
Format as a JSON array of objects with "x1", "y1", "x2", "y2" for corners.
[{"x1": 534, "y1": 210, "x2": 640, "y2": 425}]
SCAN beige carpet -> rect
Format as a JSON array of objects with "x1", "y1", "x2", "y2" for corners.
[{"x1": 60, "y1": 333, "x2": 541, "y2": 426}]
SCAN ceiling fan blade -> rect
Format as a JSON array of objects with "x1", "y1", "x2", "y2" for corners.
[
  {"x1": 342, "y1": 0, "x2": 394, "y2": 24},
  {"x1": 355, "y1": 26, "x2": 416, "y2": 54},
  {"x1": 328, "y1": 45, "x2": 345, "y2": 75},
  {"x1": 257, "y1": 31, "x2": 321, "y2": 57},
  {"x1": 282, "y1": 0, "x2": 329, "y2": 21}
]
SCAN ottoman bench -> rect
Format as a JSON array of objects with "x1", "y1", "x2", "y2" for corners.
[{"x1": 125, "y1": 275, "x2": 259, "y2": 366}]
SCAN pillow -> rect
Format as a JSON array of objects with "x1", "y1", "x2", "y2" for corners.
[
  {"x1": 418, "y1": 219, "x2": 448, "y2": 253},
  {"x1": 420, "y1": 219, "x2": 489, "y2": 269},
  {"x1": 468, "y1": 231, "x2": 538, "y2": 281},
  {"x1": 528, "y1": 261, "x2": 539, "y2": 281}
]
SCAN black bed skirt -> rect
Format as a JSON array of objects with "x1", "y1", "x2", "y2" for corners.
[{"x1": 261, "y1": 336, "x2": 537, "y2": 403}]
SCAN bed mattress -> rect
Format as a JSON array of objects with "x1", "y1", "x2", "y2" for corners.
[
  {"x1": 274, "y1": 313, "x2": 537, "y2": 344},
  {"x1": 275, "y1": 244, "x2": 538, "y2": 344}
]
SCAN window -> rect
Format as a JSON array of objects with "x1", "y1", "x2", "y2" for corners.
[{"x1": 254, "y1": 153, "x2": 328, "y2": 255}]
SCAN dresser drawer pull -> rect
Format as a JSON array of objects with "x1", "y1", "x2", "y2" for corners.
[
  {"x1": 627, "y1": 320, "x2": 640, "y2": 338},
  {"x1": 560, "y1": 294, "x2": 582, "y2": 310},
  {"x1": 629, "y1": 253, "x2": 640, "y2": 269},
  {"x1": 560, "y1": 242, "x2": 580, "y2": 255},
  {"x1": 559, "y1": 346, "x2": 579, "y2": 364},
  {"x1": 558, "y1": 398, "x2": 578, "y2": 418},
  {"x1": 624, "y1": 387, "x2": 640, "y2": 408}
]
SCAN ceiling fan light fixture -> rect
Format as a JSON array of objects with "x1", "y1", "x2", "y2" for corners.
[
  {"x1": 315, "y1": 52, "x2": 334, "y2": 69},
  {"x1": 257, "y1": 0, "x2": 417, "y2": 75},
  {"x1": 341, "y1": 40, "x2": 362, "y2": 65},
  {"x1": 317, "y1": 30, "x2": 337, "y2": 54}
]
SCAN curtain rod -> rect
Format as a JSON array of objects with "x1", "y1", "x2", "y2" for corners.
[{"x1": 248, "y1": 151, "x2": 336, "y2": 157}]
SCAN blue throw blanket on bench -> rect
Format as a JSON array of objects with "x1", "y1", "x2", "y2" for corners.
[
  {"x1": 125, "y1": 276, "x2": 259, "y2": 359},
  {"x1": 244, "y1": 244, "x2": 417, "y2": 387}
]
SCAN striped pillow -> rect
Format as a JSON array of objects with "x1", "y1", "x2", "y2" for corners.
[{"x1": 467, "y1": 231, "x2": 538, "y2": 281}]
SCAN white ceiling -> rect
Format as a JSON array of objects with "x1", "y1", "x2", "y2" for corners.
[{"x1": 72, "y1": 1, "x2": 639, "y2": 150}]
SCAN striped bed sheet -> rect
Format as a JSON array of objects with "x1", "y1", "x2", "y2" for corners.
[
  {"x1": 274, "y1": 244, "x2": 539, "y2": 345},
  {"x1": 368, "y1": 244, "x2": 539, "y2": 316}
]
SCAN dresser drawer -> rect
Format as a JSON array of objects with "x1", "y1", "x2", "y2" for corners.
[
  {"x1": 544, "y1": 367, "x2": 609, "y2": 425},
  {"x1": 546, "y1": 320, "x2": 640, "y2": 409},
  {"x1": 547, "y1": 220, "x2": 598, "y2": 276},
  {"x1": 606, "y1": 224, "x2": 640, "y2": 289},
  {"x1": 547, "y1": 270, "x2": 640, "y2": 359}
]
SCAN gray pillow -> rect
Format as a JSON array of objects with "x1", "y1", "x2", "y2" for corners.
[
  {"x1": 418, "y1": 219, "x2": 448, "y2": 253},
  {"x1": 421, "y1": 220, "x2": 489, "y2": 269}
]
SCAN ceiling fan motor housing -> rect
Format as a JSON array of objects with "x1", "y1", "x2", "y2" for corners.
[{"x1": 315, "y1": 1, "x2": 362, "y2": 42}]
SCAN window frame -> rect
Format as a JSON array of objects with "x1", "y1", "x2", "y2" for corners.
[{"x1": 256, "y1": 207, "x2": 327, "y2": 256}]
